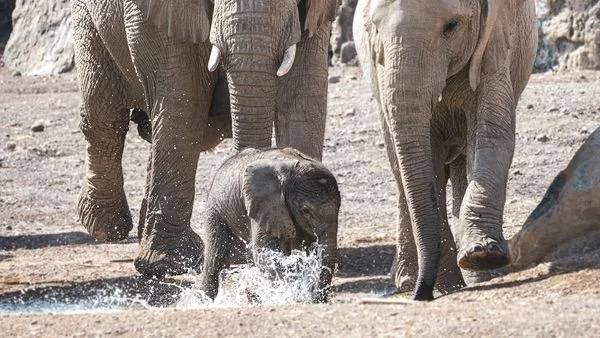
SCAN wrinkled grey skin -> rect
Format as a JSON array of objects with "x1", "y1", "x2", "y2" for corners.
[
  {"x1": 200, "y1": 148, "x2": 340, "y2": 301},
  {"x1": 354, "y1": 0, "x2": 537, "y2": 300},
  {"x1": 71, "y1": 0, "x2": 336, "y2": 278}
]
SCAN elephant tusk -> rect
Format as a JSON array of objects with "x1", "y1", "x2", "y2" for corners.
[
  {"x1": 208, "y1": 45, "x2": 221, "y2": 72},
  {"x1": 277, "y1": 44, "x2": 296, "y2": 77}
]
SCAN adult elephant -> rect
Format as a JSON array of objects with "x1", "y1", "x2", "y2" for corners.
[
  {"x1": 72, "y1": 0, "x2": 339, "y2": 277},
  {"x1": 354, "y1": 0, "x2": 537, "y2": 300}
]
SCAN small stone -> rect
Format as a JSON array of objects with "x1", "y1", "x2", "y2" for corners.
[
  {"x1": 5, "y1": 142, "x2": 16, "y2": 151},
  {"x1": 328, "y1": 76, "x2": 341, "y2": 84},
  {"x1": 11, "y1": 70, "x2": 21, "y2": 77},
  {"x1": 513, "y1": 170, "x2": 523, "y2": 176},
  {"x1": 344, "y1": 108, "x2": 356, "y2": 117},
  {"x1": 31, "y1": 120, "x2": 45, "y2": 132},
  {"x1": 536, "y1": 134, "x2": 550, "y2": 143},
  {"x1": 350, "y1": 75, "x2": 358, "y2": 80},
  {"x1": 549, "y1": 107, "x2": 559, "y2": 112},
  {"x1": 526, "y1": 104, "x2": 534, "y2": 110},
  {"x1": 581, "y1": 128, "x2": 589, "y2": 135},
  {"x1": 6, "y1": 225, "x2": 12, "y2": 231},
  {"x1": 376, "y1": 141, "x2": 385, "y2": 148}
]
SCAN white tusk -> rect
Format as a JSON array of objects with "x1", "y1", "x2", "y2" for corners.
[
  {"x1": 208, "y1": 45, "x2": 221, "y2": 72},
  {"x1": 277, "y1": 44, "x2": 296, "y2": 77}
]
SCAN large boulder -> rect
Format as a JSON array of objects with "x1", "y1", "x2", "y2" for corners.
[
  {"x1": 510, "y1": 127, "x2": 600, "y2": 270},
  {"x1": 3, "y1": 0, "x2": 74, "y2": 75},
  {"x1": 535, "y1": 0, "x2": 600, "y2": 71}
]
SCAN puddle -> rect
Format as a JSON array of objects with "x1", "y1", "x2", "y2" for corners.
[{"x1": 0, "y1": 246, "x2": 329, "y2": 315}]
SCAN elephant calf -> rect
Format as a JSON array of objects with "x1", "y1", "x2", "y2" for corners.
[{"x1": 199, "y1": 148, "x2": 341, "y2": 301}]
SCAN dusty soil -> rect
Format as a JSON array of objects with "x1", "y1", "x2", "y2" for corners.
[{"x1": 1, "y1": 65, "x2": 599, "y2": 337}]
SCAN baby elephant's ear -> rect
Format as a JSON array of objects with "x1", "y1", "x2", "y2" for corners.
[
  {"x1": 243, "y1": 160, "x2": 297, "y2": 240},
  {"x1": 135, "y1": 0, "x2": 211, "y2": 43}
]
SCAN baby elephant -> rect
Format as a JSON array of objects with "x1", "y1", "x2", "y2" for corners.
[{"x1": 200, "y1": 148, "x2": 341, "y2": 301}]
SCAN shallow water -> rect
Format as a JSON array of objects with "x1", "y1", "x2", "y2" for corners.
[{"x1": 0, "y1": 246, "x2": 328, "y2": 315}]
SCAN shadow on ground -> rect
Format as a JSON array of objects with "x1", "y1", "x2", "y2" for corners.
[{"x1": 0, "y1": 232, "x2": 136, "y2": 250}]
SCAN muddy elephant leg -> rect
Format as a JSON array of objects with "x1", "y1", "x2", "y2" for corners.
[
  {"x1": 275, "y1": 25, "x2": 330, "y2": 160},
  {"x1": 138, "y1": 154, "x2": 152, "y2": 240},
  {"x1": 431, "y1": 145, "x2": 465, "y2": 293},
  {"x1": 457, "y1": 74, "x2": 515, "y2": 271},
  {"x1": 200, "y1": 212, "x2": 233, "y2": 300},
  {"x1": 73, "y1": 1, "x2": 132, "y2": 242},
  {"x1": 130, "y1": 26, "x2": 212, "y2": 276}
]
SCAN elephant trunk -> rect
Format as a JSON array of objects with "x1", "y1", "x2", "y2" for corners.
[
  {"x1": 227, "y1": 58, "x2": 278, "y2": 150},
  {"x1": 383, "y1": 45, "x2": 445, "y2": 301}
]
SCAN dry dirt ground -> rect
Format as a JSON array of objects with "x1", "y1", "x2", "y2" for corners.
[{"x1": 1, "y1": 65, "x2": 600, "y2": 337}]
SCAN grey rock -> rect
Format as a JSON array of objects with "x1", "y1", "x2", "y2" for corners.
[
  {"x1": 328, "y1": 76, "x2": 341, "y2": 84},
  {"x1": 4, "y1": 0, "x2": 74, "y2": 75},
  {"x1": 510, "y1": 127, "x2": 600, "y2": 270},
  {"x1": 31, "y1": 120, "x2": 45, "y2": 132},
  {"x1": 340, "y1": 41, "x2": 357, "y2": 64},
  {"x1": 5, "y1": 141, "x2": 16, "y2": 151},
  {"x1": 536, "y1": 134, "x2": 549, "y2": 143}
]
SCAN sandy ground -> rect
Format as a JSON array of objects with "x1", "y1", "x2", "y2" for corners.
[{"x1": 1, "y1": 65, "x2": 599, "y2": 337}]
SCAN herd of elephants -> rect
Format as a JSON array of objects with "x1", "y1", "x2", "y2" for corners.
[{"x1": 71, "y1": 0, "x2": 537, "y2": 301}]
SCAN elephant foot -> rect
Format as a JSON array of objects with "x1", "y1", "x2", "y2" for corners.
[
  {"x1": 77, "y1": 187, "x2": 133, "y2": 242},
  {"x1": 135, "y1": 227, "x2": 204, "y2": 278},
  {"x1": 390, "y1": 254, "x2": 417, "y2": 293},
  {"x1": 457, "y1": 238, "x2": 509, "y2": 271}
]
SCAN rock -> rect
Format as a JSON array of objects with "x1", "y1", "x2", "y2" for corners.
[
  {"x1": 3, "y1": 0, "x2": 74, "y2": 75},
  {"x1": 0, "y1": 0, "x2": 15, "y2": 53},
  {"x1": 526, "y1": 104, "x2": 534, "y2": 110},
  {"x1": 5, "y1": 141, "x2": 16, "y2": 151},
  {"x1": 509, "y1": 127, "x2": 600, "y2": 270},
  {"x1": 340, "y1": 41, "x2": 357, "y2": 64},
  {"x1": 328, "y1": 76, "x2": 341, "y2": 84},
  {"x1": 548, "y1": 107, "x2": 559, "y2": 112},
  {"x1": 11, "y1": 70, "x2": 21, "y2": 77},
  {"x1": 31, "y1": 120, "x2": 45, "y2": 132},
  {"x1": 535, "y1": 0, "x2": 600, "y2": 71},
  {"x1": 536, "y1": 134, "x2": 549, "y2": 143},
  {"x1": 330, "y1": 0, "x2": 357, "y2": 65}
]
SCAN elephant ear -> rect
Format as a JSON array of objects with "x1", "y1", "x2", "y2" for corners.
[
  {"x1": 243, "y1": 159, "x2": 298, "y2": 240},
  {"x1": 136, "y1": 0, "x2": 211, "y2": 43},
  {"x1": 303, "y1": 0, "x2": 341, "y2": 37},
  {"x1": 469, "y1": 0, "x2": 502, "y2": 91}
]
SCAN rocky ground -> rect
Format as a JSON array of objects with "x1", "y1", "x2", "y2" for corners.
[{"x1": 1, "y1": 66, "x2": 600, "y2": 337}]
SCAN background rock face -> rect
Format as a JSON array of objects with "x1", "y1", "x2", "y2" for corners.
[
  {"x1": 0, "y1": 0, "x2": 15, "y2": 58},
  {"x1": 2, "y1": 0, "x2": 600, "y2": 74},
  {"x1": 3, "y1": 0, "x2": 74, "y2": 75},
  {"x1": 535, "y1": 0, "x2": 600, "y2": 71}
]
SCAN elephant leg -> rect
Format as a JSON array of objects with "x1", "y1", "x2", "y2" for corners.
[
  {"x1": 138, "y1": 154, "x2": 152, "y2": 241},
  {"x1": 73, "y1": 1, "x2": 132, "y2": 242},
  {"x1": 449, "y1": 155, "x2": 490, "y2": 284},
  {"x1": 129, "y1": 26, "x2": 212, "y2": 276},
  {"x1": 275, "y1": 24, "x2": 330, "y2": 161},
  {"x1": 200, "y1": 213, "x2": 232, "y2": 300},
  {"x1": 457, "y1": 74, "x2": 515, "y2": 271}
]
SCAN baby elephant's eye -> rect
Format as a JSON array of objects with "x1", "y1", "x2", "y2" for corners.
[{"x1": 443, "y1": 19, "x2": 460, "y2": 36}]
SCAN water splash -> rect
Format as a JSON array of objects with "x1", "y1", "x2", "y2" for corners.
[
  {"x1": 177, "y1": 244, "x2": 328, "y2": 308},
  {"x1": 0, "y1": 245, "x2": 329, "y2": 314}
]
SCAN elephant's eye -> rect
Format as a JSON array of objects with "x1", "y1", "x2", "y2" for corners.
[{"x1": 443, "y1": 19, "x2": 461, "y2": 37}]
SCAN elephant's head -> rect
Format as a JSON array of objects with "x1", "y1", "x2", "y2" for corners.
[
  {"x1": 138, "y1": 0, "x2": 338, "y2": 150},
  {"x1": 243, "y1": 149, "x2": 341, "y2": 297},
  {"x1": 363, "y1": 0, "x2": 504, "y2": 300}
]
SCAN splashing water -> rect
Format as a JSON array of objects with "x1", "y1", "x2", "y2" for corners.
[
  {"x1": 0, "y1": 245, "x2": 329, "y2": 314},
  {"x1": 177, "y1": 244, "x2": 328, "y2": 308}
]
